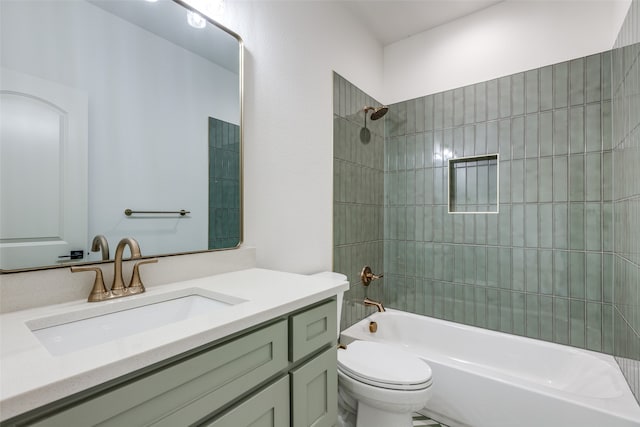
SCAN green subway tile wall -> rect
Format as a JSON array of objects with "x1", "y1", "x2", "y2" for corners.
[
  {"x1": 208, "y1": 117, "x2": 241, "y2": 250},
  {"x1": 613, "y1": 0, "x2": 640, "y2": 403},
  {"x1": 333, "y1": 73, "x2": 385, "y2": 331},
  {"x1": 384, "y1": 51, "x2": 614, "y2": 353}
]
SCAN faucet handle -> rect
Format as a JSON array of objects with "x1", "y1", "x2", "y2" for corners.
[
  {"x1": 71, "y1": 266, "x2": 110, "y2": 302},
  {"x1": 360, "y1": 266, "x2": 384, "y2": 286},
  {"x1": 127, "y1": 258, "x2": 158, "y2": 295}
]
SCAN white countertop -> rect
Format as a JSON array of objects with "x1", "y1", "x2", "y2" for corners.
[{"x1": 0, "y1": 268, "x2": 349, "y2": 421}]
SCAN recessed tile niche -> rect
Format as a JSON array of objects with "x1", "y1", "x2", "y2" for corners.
[{"x1": 448, "y1": 154, "x2": 499, "y2": 213}]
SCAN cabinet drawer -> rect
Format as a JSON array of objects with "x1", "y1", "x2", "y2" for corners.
[
  {"x1": 202, "y1": 376, "x2": 290, "y2": 427},
  {"x1": 30, "y1": 320, "x2": 288, "y2": 427},
  {"x1": 289, "y1": 299, "x2": 336, "y2": 362},
  {"x1": 290, "y1": 347, "x2": 337, "y2": 427}
]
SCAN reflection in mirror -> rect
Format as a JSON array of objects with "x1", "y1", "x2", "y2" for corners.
[
  {"x1": 0, "y1": 0, "x2": 242, "y2": 271},
  {"x1": 208, "y1": 117, "x2": 241, "y2": 249}
]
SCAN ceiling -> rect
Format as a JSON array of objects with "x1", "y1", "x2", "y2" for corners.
[
  {"x1": 341, "y1": 0, "x2": 505, "y2": 46},
  {"x1": 89, "y1": 0, "x2": 239, "y2": 73}
]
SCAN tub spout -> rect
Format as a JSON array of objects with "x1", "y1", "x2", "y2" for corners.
[{"x1": 364, "y1": 297, "x2": 385, "y2": 312}]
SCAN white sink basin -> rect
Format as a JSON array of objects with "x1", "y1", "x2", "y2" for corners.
[{"x1": 28, "y1": 289, "x2": 245, "y2": 356}]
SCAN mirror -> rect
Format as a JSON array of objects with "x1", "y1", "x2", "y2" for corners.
[{"x1": 0, "y1": 0, "x2": 243, "y2": 271}]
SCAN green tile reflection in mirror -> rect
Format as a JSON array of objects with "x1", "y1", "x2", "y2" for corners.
[{"x1": 209, "y1": 117, "x2": 241, "y2": 250}]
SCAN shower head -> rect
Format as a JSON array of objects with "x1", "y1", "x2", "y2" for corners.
[
  {"x1": 363, "y1": 105, "x2": 389, "y2": 121},
  {"x1": 361, "y1": 105, "x2": 388, "y2": 143}
]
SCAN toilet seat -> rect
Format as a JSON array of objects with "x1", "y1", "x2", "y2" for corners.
[{"x1": 338, "y1": 341, "x2": 432, "y2": 391}]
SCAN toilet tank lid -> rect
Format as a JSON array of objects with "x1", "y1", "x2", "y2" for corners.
[{"x1": 311, "y1": 271, "x2": 348, "y2": 283}]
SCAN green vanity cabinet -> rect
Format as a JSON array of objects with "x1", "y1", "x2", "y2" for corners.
[{"x1": 2, "y1": 298, "x2": 338, "y2": 427}]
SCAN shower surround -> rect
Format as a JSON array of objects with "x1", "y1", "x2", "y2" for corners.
[
  {"x1": 383, "y1": 51, "x2": 614, "y2": 353},
  {"x1": 334, "y1": 0, "x2": 639, "y2": 403}
]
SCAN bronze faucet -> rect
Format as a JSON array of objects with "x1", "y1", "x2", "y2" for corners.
[
  {"x1": 364, "y1": 297, "x2": 386, "y2": 312},
  {"x1": 111, "y1": 237, "x2": 142, "y2": 296},
  {"x1": 71, "y1": 237, "x2": 157, "y2": 302}
]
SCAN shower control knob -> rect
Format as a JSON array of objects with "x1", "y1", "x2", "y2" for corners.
[{"x1": 361, "y1": 265, "x2": 383, "y2": 286}]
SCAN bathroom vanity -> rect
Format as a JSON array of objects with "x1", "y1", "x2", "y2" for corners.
[{"x1": 0, "y1": 269, "x2": 347, "y2": 427}]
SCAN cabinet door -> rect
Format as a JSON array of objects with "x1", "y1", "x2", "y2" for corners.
[
  {"x1": 202, "y1": 376, "x2": 289, "y2": 427},
  {"x1": 290, "y1": 347, "x2": 337, "y2": 427},
  {"x1": 289, "y1": 300, "x2": 336, "y2": 363}
]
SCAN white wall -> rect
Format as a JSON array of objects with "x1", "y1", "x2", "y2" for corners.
[
  {"x1": 212, "y1": 1, "x2": 384, "y2": 273},
  {"x1": 1, "y1": 1, "x2": 239, "y2": 261},
  {"x1": 383, "y1": 0, "x2": 631, "y2": 104}
]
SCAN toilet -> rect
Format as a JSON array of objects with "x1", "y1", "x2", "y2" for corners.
[
  {"x1": 337, "y1": 341, "x2": 433, "y2": 427},
  {"x1": 311, "y1": 272, "x2": 434, "y2": 427}
]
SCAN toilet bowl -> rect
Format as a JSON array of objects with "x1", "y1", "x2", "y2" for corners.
[
  {"x1": 337, "y1": 340, "x2": 433, "y2": 427},
  {"x1": 310, "y1": 272, "x2": 433, "y2": 427}
]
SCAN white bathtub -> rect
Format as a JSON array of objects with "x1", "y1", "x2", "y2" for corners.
[{"x1": 340, "y1": 309, "x2": 640, "y2": 427}]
